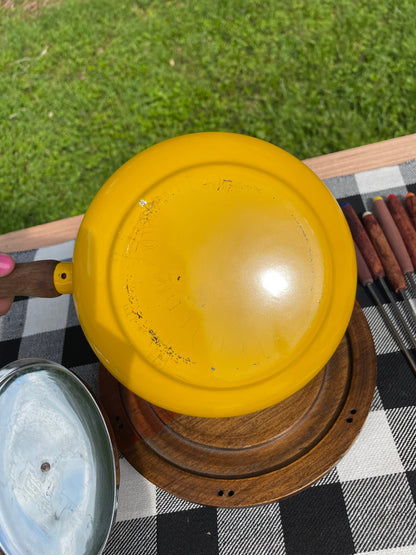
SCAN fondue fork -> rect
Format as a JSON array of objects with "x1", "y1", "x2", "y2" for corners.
[
  {"x1": 373, "y1": 196, "x2": 416, "y2": 295},
  {"x1": 342, "y1": 203, "x2": 416, "y2": 352},
  {"x1": 362, "y1": 211, "x2": 416, "y2": 331},
  {"x1": 354, "y1": 241, "x2": 416, "y2": 375},
  {"x1": 386, "y1": 194, "x2": 416, "y2": 282}
]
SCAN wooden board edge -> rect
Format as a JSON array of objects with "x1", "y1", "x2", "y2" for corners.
[
  {"x1": 0, "y1": 215, "x2": 83, "y2": 253},
  {"x1": 304, "y1": 133, "x2": 416, "y2": 179},
  {"x1": 2, "y1": 134, "x2": 415, "y2": 252}
]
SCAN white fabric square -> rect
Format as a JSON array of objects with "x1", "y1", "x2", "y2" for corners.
[
  {"x1": 370, "y1": 387, "x2": 384, "y2": 411},
  {"x1": 324, "y1": 174, "x2": 359, "y2": 199},
  {"x1": 357, "y1": 546, "x2": 416, "y2": 554},
  {"x1": 386, "y1": 406, "x2": 416, "y2": 471},
  {"x1": 355, "y1": 165, "x2": 405, "y2": 195},
  {"x1": 342, "y1": 474, "x2": 416, "y2": 552},
  {"x1": 217, "y1": 504, "x2": 285, "y2": 555},
  {"x1": 312, "y1": 465, "x2": 340, "y2": 486},
  {"x1": 337, "y1": 410, "x2": 404, "y2": 482},
  {"x1": 362, "y1": 305, "x2": 405, "y2": 355},
  {"x1": 34, "y1": 240, "x2": 75, "y2": 262},
  {"x1": 22, "y1": 295, "x2": 70, "y2": 337},
  {"x1": 116, "y1": 458, "x2": 157, "y2": 521},
  {"x1": 156, "y1": 487, "x2": 202, "y2": 514}
]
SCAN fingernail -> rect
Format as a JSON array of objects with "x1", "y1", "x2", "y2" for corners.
[{"x1": 0, "y1": 254, "x2": 13, "y2": 275}]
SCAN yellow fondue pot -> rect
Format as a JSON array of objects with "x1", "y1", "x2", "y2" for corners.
[{"x1": 3, "y1": 133, "x2": 356, "y2": 417}]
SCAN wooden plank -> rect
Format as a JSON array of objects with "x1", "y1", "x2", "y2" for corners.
[
  {"x1": 304, "y1": 133, "x2": 416, "y2": 178},
  {"x1": 1, "y1": 134, "x2": 415, "y2": 252},
  {"x1": 0, "y1": 215, "x2": 83, "y2": 253}
]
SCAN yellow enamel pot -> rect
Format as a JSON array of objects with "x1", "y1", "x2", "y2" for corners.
[{"x1": 3, "y1": 133, "x2": 357, "y2": 417}]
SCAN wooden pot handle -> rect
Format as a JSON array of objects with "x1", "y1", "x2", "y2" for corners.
[{"x1": 0, "y1": 260, "x2": 61, "y2": 298}]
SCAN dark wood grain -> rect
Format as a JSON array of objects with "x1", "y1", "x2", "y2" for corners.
[
  {"x1": 0, "y1": 260, "x2": 60, "y2": 298},
  {"x1": 98, "y1": 302, "x2": 377, "y2": 507},
  {"x1": 405, "y1": 193, "x2": 416, "y2": 232},
  {"x1": 342, "y1": 203, "x2": 385, "y2": 279},
  {"x1": 387, "y1": 194, "x2": 416, "y2": 268}
]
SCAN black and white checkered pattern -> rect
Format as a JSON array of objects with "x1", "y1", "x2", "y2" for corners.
[{"x1": 1, "y1": 159, "x2": 416, "y2": 554}]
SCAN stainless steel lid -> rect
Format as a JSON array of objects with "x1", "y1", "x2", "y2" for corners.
[{"x1": 0, "y1": 359, "x2": 117, "y2": 555}]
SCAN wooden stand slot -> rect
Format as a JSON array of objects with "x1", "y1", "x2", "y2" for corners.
[{"x1": 98, "y1": 303, "x2": 376, "y2": 507}]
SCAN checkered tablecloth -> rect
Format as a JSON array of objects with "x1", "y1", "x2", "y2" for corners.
[{"x1": 1, "y1": 159, "x2": 416, "y2": 555}]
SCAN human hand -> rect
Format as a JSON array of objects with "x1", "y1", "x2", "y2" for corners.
[{"x1": 0, "y1": 253, "x2": 15, "y2": 316}]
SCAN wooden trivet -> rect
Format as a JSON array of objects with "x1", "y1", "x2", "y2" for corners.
[{"x1": 98, "y1": 302, "x2": 376, "y2": 507}]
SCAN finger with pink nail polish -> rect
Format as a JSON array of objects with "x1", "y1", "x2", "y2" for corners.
[{"x1": 0, "y1": 253, "x2": 15, "y2": 316}]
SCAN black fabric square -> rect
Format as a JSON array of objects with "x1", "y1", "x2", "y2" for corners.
[
  {"x1": 0, "y1": 337, "x2": 21, "y2": 367},
  {"x1": 337, "y1": 194, "x2": 366, "y2": 217},
  {"x1": 19, "y1": 329, "x2": 66, "y2": 362},
  {"x1": 400, "y1": 159, "x2": 416, "y2": 186},
  {"x1": 377, "y1": 279, "x2": 402, "y2": 303},
  {"x1": 12, "y1": 249, "x2": 36, "y2": 264},
  {"x1": 356, "y1": 283, "x2": 374, "y2": 308},
  {"x1": 157, "y1": 507, "x2": 219, "y2": 555},
  {"x1": 406, "y1": 183, "x2": 416, "y2": 194},
  {"x1": 279, "y1": 483, "x2": 354, "y2": 555},
  {"x1": 62, "y1": 325, "x2": 98, "y2": 368},
  {"x1": 0, "y1": 296, "x2": 27, "y2": 342},
  {"x1": 407, "y1": 471, "x2": 416, "y2": 505},
  {"x1": 14, "y1": 296, "x2": 29, "y2": 302},
  {"x1": 376, "y1": 351, "x2": 416, "y2": 409},
  {"x1": 358, "y1": 279, "x2": 401, "y2": 310}
]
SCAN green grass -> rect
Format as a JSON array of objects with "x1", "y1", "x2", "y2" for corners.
[{"x1": 1, "y1": 0, "x2": 415, "y2": 233}]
